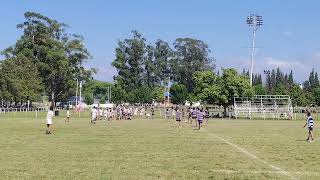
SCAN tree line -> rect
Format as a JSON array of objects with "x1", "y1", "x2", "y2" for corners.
[
  {"x1": 246, "y1": 68, "x2": 320, "y2": 106},
  {"x1": 1, "y1": 12, "x2": 320, "y2": 109}
]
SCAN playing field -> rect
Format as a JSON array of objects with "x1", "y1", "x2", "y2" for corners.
[{"x1": 0, "y1": 111, "x2": 319, "y2": 180}]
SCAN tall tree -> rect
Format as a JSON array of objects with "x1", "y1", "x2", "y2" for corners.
[
  {"x1": 288, "y1": 70, "x2": 294, "y2": 85},
  {"x1": 218, "y1": 68, "x2": 253, "y2": 115},
  {"x1": 112, "y1": 31, "x2": 146, "y2": 92},
  {"x1": 0, "y1": 55, "x2": 42, "y2": 104},
  {"x1": 192, "y1": 71, "x2": 220, "y2": 104},
  {"x1": 171, "y1": 38, "x2": 214, "y2": 92},
  {"x1": 2, "y1": 12, "x2": 93, "y2": 105},
  {"x1": 154, "y1": 39, "x2": 173, "y2": 86}
]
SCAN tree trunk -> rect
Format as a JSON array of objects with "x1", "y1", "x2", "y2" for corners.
[{"x1": 223, "y1": 105, "x2": 228, "y2": 117}]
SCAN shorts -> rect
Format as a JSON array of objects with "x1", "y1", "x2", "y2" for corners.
[
  {"x1": 198, "y1": 120, "x2": 203, "y2": 123},
  {"x1": 192, "y1": 116, "x2": 196, "y2": 119},
  {"x1": 309, "y1": 127, "x2": 313, "y2": 131},
  {"x1": 46, "y1": 119, "x2": 52, "y2": 125},
  {"x1": 176, "y1": 119, "x2": 181, "y2": 122}
]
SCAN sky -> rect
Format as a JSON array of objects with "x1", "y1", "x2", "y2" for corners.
[{"x1": 1, "y1": 0, "x2": 320, "y2": 83}]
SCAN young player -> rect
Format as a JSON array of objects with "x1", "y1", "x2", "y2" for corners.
[
  {"x1": 171, "y1": 107, "x2": 176, "y2": 120},
  {"x1": 151, "y1": 107, "x2": 155, "y2": 119},
  {"x1": 303, "y1": 112, "x2": 314, "y2": 142},
  {"x1": 191, "y1": 108, "x2": 197, "y2": 127},
  {"x1": 197, "y1": 108, "x2": 204, "y2": 130},
  {"x1": 65, "y1": 107, "x2": 70, "y2": 122},
  {"x1": 165, "y1": 109, "x2": 170, "y2": 119},
  {"x1": 174, "y1": 108, "x2": 182, "y2": 128},
  {"x1": 91, "y1": 106, "x2": 97, "y2": 124},
  {"x1": 46, "y1": 106, "x2": 54, "y2": 134},
  {"x1": 188, "y1": 107, "x2": 192, "y2": 123},
  {"x1": 204, "y1": 108, "x2": 210, "y2": 125}
]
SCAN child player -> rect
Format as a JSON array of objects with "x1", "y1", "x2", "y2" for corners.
[
  {"x1": 46, "y1": 106, "x2": 54, "y2": 134},
  {"x1": 65, "y1": 107, "x2": 70, "y2": 122},
  {"x1": 197, "y1": 108, "x2": 204, "y2": 130},
  {"x1": 303, "y1": 111, "x2": 314, "y2": 142},
  {"x1": 91, "y1": 106, "x2": 97, "y2": 124},
  {"x1": 174, "y1": 108, "x2": 182, "y2": 128}
]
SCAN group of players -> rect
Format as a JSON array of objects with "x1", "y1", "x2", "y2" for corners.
[
  {"x1": 45, "y1": 105, "x2": 315, "y2": 142},
  {"x1": 88, "y1": 105, "x2": 210, "y2": 130},
  {"x1": 165, "y1": 107, "x2": 210, "y2": 129},
  {"x1": 90, "y1": 106, "x2": 154, "y2": 124}
]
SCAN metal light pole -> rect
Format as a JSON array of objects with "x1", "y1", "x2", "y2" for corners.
[
  {"x1": 247, "y1": 14, "x2": 263, "y2": 86},
  {"x1": 75, "y1": 79, "x2": 79, "y2": 106}
]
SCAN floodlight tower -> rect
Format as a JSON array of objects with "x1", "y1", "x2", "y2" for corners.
[{"x1": 247, "y1": 14, "x2": 263, "y2": 86}]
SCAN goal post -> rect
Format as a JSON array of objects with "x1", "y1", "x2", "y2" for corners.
[{"x1": 233, "y1": 95, "x2": 293, "y2": 120}]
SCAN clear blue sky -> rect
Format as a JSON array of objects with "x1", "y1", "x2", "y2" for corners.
[{"x1": 1, "y1": 0, "x2": 320, "y2": 82}]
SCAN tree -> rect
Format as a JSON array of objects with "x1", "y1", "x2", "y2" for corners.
[
  {"x1": 170, "y1": 84, "x2": 188, "y2": 104},
  {"x1": 270, "y1": 69, "x2": 276, "y2": 91},
  {"x1": 171, "y1": 38, "x2": 215, "y2": 92},
  {"x1": 313, "y1": 87, "x2": 320, "y2": 106},
  {"x1": 82, "y1": 80, "x2": 113, "y2": 103},
  {"x1": 0, "y1": 55, "x2": 43, "y2": 104},
  {"x1": 2, "y1": 12, "x2": 93, "y2": 105},
  {"x1": 253, "y1": 84, "x2": 267, "y2": 95},
  {"x1": 288, "y1": 70, "x2": 294, "y2": 85},
  {"x1": 289, "y1": 85, "x2": 307, "y2": 106},
  {"x1": 99, "y1": 96, "x2": 106, "y2": 104},
  {"x1": 112, "y1": 30, "x2": 146, "y2": 92},
  {"x1": 152, "y1": 86, "x2": 165, "y2": 102},
  {"x1": 192, "y1": 71, "x2": 220, "y2": 104},
  {"x1": 154, "y1": 39, "x2": 173, "y2": 86},
  {"x1": 84, "y1": 93, "x2": 94, "y2": 105},
  {"x1": 218, "y1": 68, "x2": 253, "y2": 115}
]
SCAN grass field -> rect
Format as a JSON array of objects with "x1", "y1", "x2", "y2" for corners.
[{"x1": 0, "y1": 111, "x2": 319, "y2": 180}]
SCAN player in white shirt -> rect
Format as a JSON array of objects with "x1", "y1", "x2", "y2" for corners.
[
  {"x1": 46, "y1": 106, "x2": 54, "y2": 134},
  {"x1": 91, "y1": 106, "x2": 97, "y2": 124},
  {"x1": 65, "y1": 107, "x2": 70, "y2": 122}
]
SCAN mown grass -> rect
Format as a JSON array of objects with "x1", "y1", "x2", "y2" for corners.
[{"x1": 0, "y1": 110, "x2": 319, "y2": 179}]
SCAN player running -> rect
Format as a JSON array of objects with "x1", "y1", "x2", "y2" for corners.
[
  {"x1": 197, "y1": 108, "x2": 204, "y2": 130},
  {"x1": 91, "y1": 106, "x2": 97, "y2": 124}
]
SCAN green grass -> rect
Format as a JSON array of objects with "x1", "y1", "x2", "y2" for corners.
[{"x1": 0, "y1": 111, "x2": 319, "y2": 180}]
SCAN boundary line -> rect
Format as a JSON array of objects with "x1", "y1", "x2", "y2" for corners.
[
  {"x1": 209, "y1": 169, "x2": 319, "y2": 176},
  {"x1": 208, "y1": 133, "x2": 296, "y2": 179}
]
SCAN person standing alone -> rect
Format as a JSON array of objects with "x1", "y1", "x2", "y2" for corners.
[{"x1": 46, "y1": 106, "x2": 54, "y2": 134}]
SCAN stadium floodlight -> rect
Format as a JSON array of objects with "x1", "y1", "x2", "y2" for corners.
[
  {"x1": 263, "y1": 70, "x2": 270, "y2": 75},
  {"x1": 247, "y1": 14, "x2": 263, "y2": 86}
]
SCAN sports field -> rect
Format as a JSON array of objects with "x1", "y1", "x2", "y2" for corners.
[{"x1": 0, "y1": 111, "x2": 319, "y2": 180}]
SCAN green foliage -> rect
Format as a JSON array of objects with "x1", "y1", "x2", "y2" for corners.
[
  {"x1": 84, "y1": 93, "x2": 94, "y2": 105},
  {"x1": 1, "y1": 11, "x2": 94, "y2": 104},
  {"x1": 253, "y1": 84, "x2": 266, "y2": 95},
  {"x1": 111, "y1": 33, "x2": 215, "y2": 103},
  {"x1": 170, "y1": 84, "x2": 188, "y2": 104},
  {"x1": 133, "y1": 85, "x2": 153, "y2": 104},
  {"x1": 152, "y1": 86, "x2": 165, "y2": 103},
  {"x1": 313, "y1": 87, "x2": 320, "y2": 106},
  {"x1": 171, "y1": 38, "x2": 215, "y2": 92},
  {"x1": 218, "y1": 68, "x2": 253, "y2": 108},
  {"x1": 99, "y1": 96, "x2": 106, "y2": 104},
  {"x1": 192, "y1": 71, "x2": 220, "y2": 104},
  {"x1": 289, "y1": 85, "x2": 307, "y2": 106},
  {"x1": 0, "y1": 55, "x2": 43, "y2": 103}
]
